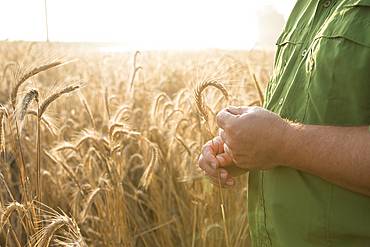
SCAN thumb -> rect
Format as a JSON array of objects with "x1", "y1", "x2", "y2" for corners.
[
  {"x1": 227, "y1": 106, "x2": 250, "y2": 115},
  {"x1": 217, "y1": 106, "x2": 250, "y2": 129},
  {"x1": 216, "y1": 108, "x2": 234, "y2": 130}
]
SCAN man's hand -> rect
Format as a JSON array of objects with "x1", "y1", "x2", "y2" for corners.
[
  {"x1": 213, "y1": 106, "x2": 370, "y2": 196},
  {"x1": 198, "y1": 136, "x2": 249, "y2": 188},
  {"x1": 217, "y1": 106, "x2": 289, "y2": 170}
]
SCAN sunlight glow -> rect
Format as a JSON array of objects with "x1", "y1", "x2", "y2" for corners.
[{"x1": 0, "y1": 0, "x2": 297, "y2": 50}]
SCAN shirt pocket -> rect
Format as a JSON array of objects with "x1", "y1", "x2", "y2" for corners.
[
  {"x1": 305, "y1": 5, "x2": 370, "y2": 125},
  {"x1": 266, "y1": 27, "x2": 308, "y2": 105},
  {"x1": 314, "y1": 1, "x2": 370, "y2": 48},
  {"x1": 274, "y1": 27, "x2": 308, "y2": 72}
]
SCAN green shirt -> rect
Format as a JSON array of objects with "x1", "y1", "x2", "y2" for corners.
[{"x1": 248, "y1": 1, "x2": 370, "y2": 246}]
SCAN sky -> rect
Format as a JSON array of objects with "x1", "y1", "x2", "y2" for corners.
[{"x1": 0, "y1": 0, "x2": 297, "y2": 50}]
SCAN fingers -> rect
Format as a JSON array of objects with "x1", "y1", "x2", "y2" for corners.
[
  {"x1": 205, "y1": 171, "x2": 235, "y2": 188},
  {"x1": 223, "y1": 142, "x2": 233, "y2": 158},
  {"x1": 216, "y1": 152, "x2": 234, "y2": 167},
  {"x1": 198, "y1": 154, "x2": 220, "y2": 177},
  {"x1": 200, "y1": 136, "x2": 225, "y2": 169},
  {"x1": 198, "y1": 137, "x2": 236, "y2": 188}
]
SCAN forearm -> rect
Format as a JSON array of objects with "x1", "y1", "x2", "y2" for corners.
[{"x1": 282, "y1": 124, "x2": 370, "y2": 196}]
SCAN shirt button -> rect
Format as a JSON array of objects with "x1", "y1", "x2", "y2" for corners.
[
  {"x1": 323, "y1": 0, "x2": 331, "y2": 7},
  {"x1": 302, "y1": 49, "x2": 307, "y2": 57},
  {"x1": 279, "y1": 98, "x2": 284, "y2": 106}
]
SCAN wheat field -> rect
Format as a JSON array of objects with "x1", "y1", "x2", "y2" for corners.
[{"x1": 0, "y1": 40, "x2": 273, "y2": 247}]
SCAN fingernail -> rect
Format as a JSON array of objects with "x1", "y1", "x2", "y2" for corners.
[
  {"x1": 226, "y1": 180, "x2": 234, "y2": 186},
  {"x1": 211, "y1": 163, "x2": 217, "y2": 169},
  {"x1": 220, "y1": 173, "x2": 227, "y2": 180}
]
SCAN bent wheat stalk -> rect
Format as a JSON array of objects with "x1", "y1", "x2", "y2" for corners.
[
  {"x1": 34, "y1": 83, "x2": 80, "y2": 218},
  {"x1": 137, "y1": 136, "x2": 158, "y2": 190},
  {"x1": 38, "y1": 84, "x2": 81, "y2": 118},
  {"x1": 10, "y1": 61, "x2": 63, "y2": 108},
  {"x1": 193, "y1": 79, "x2": 230, "y2": 247},
  {"x1": 1, "y1": 201, "x2": 26, "y2": 229}
]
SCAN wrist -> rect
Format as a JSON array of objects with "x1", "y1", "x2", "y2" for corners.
[{"x1": 275, "y1": 121, "x2": 302, "y2": 169}]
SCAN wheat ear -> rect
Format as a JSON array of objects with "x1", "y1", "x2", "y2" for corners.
[
  {"x1": 137, "y1": 137, "x2": 158, "y2": 190},
  {"x1": 104, "y1": 85, "x2": 111, "y2": 119},
  {"x1": 1, "y1": 202, "x2": 26, "y2": 228},
  {"x1": 35, "y1": 215, "x2": 81, "y2": 247},
  {"x1": 77, "y1": 92, "x2": 95, "y2": 129},
  {"x1": 38, "y1": 84, "x2": 80, "y2": 118},
  {"x1": 10, "y1": 61, "x2": 62, "y2": 108},
  {"x1": 193, "y1": 79, "x2": 230, "y2": 122},
  {"x1": 19, "y1": 88, "x2": 39, "y2": 121},
  {"x1": 129, "y1": 51, "x2": 142, "y2": 91}
]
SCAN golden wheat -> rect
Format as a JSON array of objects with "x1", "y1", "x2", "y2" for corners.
[{"x1": 0, "y1": 42, "x2": 271, "y2": 247}]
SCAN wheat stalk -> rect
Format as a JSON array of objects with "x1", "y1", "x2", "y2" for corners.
[
  {"x1": 0, "y1": 104, "x2": 25, "y2": 188},
  {"x1": 0, "y1": 112, "x2": 4, "y2": 154},
  {"x1": 2, "y1": 61, "x2": 16, "y2": 85},
  {"x1": 192, "y1": 79, "x2": 231, "y2": 247},
  {"x1": 25, "y1": 109, "x2": 58, "y2": 136},
  {"x1": 252, "y1": 73, "x2": 264, "y2": 106},
  {"x1": 79, "y1": 188, "x2": 103, "y2": 223}
]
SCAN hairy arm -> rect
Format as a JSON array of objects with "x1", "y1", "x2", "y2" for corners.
[{"x1": 282, "y1": 123, "x2": 370, "y2": 196}]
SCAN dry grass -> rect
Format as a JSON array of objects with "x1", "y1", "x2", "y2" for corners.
[{"x1": 0, "y1": 40, "x2": 273, "y2": 247}]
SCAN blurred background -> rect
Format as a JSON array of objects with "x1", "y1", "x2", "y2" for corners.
[{"x1": 0, "y1": 0, "x2": 296, "y2": 51}]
